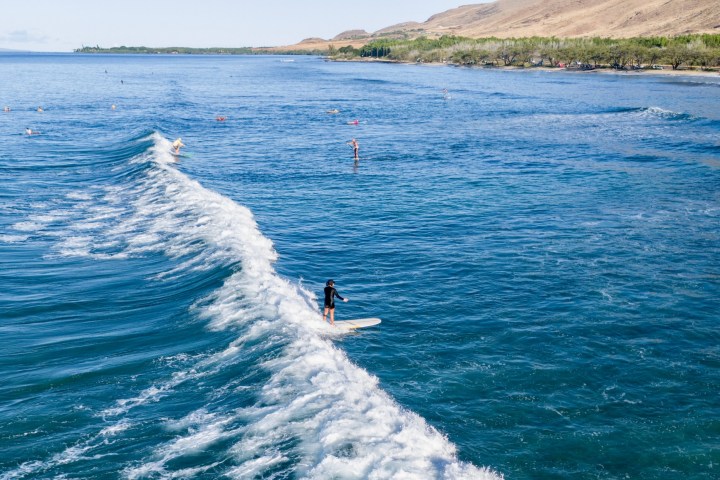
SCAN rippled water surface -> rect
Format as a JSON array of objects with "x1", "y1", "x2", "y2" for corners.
[{"x1": 1, "y1": 53, "x2": 719, "y2": 479}]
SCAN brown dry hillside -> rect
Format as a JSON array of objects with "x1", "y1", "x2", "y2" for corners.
[
  {"x1": 415, "y1": 0, "x2": 720, "y2": 38},
  {"x1": 276, "y1": 0, "x2": 720, "y2": 51}
]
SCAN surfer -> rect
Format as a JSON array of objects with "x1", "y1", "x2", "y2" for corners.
[
  {"x1": 327, "y1": 109, "x2": 340, "y2": 114},
  {"x1": 323, "y1": 279, "x2": 348, "y2": 326},
  {"x1": 172, "y1": 137, "x2": 185, "y2": 154},
  {"x1": 37, "y1": 106, "x2": 43, "y2": 112},
  {"x1": 347, "y1": 119, "x2": 359, "y2": 125},
  {"x1": 25, "y1": 128, "x2": 40, "y2": 135},
  {"x1": 3, "y1": 106, "x2": 10, "y2": 112},
  {"x1": 347, "y1": 138, "x2": 359, "y2": 161}
]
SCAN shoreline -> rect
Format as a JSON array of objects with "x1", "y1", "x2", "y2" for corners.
[
  {"x1": 15, "y1": 49, "x2": 720, "y2": 79},
  {"x1": 330, "y1": 57, "x2": 720, "y2": 79}
]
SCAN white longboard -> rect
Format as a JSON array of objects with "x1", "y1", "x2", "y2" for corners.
[
  {"x1": 333, "y1": 318, "x2": 381, "y2": 330},
  {"x1": 169, "y1": 149, "x2": 192, "y2": 158}
]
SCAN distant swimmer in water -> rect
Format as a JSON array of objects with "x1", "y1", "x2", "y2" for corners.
[
  {"x1": 347, "y1": 119, "x2": 359, "y2": 125},
  {"x1": 172, "y1": 137, "x2": 185, "y2": 154},
  {"x1": 111, "y1": 104, "x2": 116, "y2": 110},
  {"x1": 3, "y1": 106, "x2": 10, "y2": 112},
  {"x1": 25, "y1": 128, "x2": 40, "y2": 135},
  {"x1": 326, "y1": 109, "x2": 340, "y2": 114},
  {"x1": 323, "y1": 279, "x2": 348, "y2": 326},
  {"x1": 216, "y1": 116, "x2": 227, "y2": 121},
  {"x1": 347, "y1": 138, "x2": 359, "y2": 161},
  {"x1": 37, "y1": 106, "x2": 44, "y2": 112}
]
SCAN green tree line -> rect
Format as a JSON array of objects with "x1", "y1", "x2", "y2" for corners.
[
  {"x1": 330, "y1": 34, "x2": 720, "y2": 70},
  {"x1": 76, "y1": 45, "x2": 255, "y2": 55}
]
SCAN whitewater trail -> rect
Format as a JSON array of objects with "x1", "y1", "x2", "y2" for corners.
[{"x1": 3, "y1": 134, "x2": 501, "y2": 480}]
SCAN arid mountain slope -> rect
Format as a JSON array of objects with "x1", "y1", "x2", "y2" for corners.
[
  {"x1": 277, "y1": 0, "x2": 720, "y2": 51},
  {"x1": 409, "y1": 0, "x2": 720, "y2": 38}
]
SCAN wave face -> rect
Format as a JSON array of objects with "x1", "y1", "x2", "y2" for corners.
[{"x1": 1, "y1": 133, "x2": 497, "y2": 479}]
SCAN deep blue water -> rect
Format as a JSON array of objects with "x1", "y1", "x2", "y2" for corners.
[{"x1": 1, "y1": 53, "x2": 719, "y2": 479}]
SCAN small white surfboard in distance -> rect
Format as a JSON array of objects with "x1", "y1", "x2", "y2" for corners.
[{"x1": 333, "y1": 318, "x2": 381, "y2": 330}]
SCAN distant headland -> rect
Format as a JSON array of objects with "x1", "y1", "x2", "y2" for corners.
[{"x1": 75, "y1": 46, "x2": 255, "y2": 55}]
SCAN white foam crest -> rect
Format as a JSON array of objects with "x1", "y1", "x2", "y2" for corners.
[
  {"x1": 229, "y1": 332, "x2": 500, "y2": 479},
  {"x1": 225, "y1": 454, "x2": 288, "y2": 479},
  {"x1": 99, "y1": 419, "x2": 132, "y2": 437},
  {"x1": 56, "y1": 235, "x2": 93, "y2": 257},
  {"x1": 73, "y1": 221, "x2": 106, "y2": 231},
  {"x1": 101, "y1": 384, "x2": 172, "y2": 418},
  {"x1": 161, "y1": 464, "x2": 222, "y2": 479},
  {"x1": 184, "y1": 263, "x2": 497, "y2": 477},
  {"x1": 21, "y1": 133, "x2": 278, "y2": 279},
  {"x1": 129, "y1": 135, "x2": 499, "y2": 478},
  {"x1": 0, "y1": 234, "x2": 29, "y2": 243},
  {"x1": 147, "y1": 136, "x2": 181, "y2": 167},
  {"x1": 645, "y1": 106, "x2": 677, "y2": 116},
  {"x1": 198, "y1": 270, "x2": 321, "y2": 333},
  {"x1": 159, "y1": 416, "x2": 236, "y2": 455},
  {"x1": 12, "y1": 133, "x2": 499, "y2": 478},
  {"x1": 0, "y1": 461, "x2": 45, "y2": 480},
  {"x1": 0, "y1": 418, "x2": 135, "y2": 480},
  {"x1": 28, "y1": 214, "x2": 60, "y2": 224},
  {"x1": 10, "y1": 221, "x2": 43, "y2": 232},
  {"x1": 29, "y1": 134, "x2": 261, "y2": 268},
  {"x1": 100, "y1": 337, "x2": 255, "y2": 420},
  {"x1": 123, "y1": 410, "x2": 239, "y2": 480},
  {"x1": 66, "y1": 192, "x2": 93, "y2": 201},
  {"x1": 163, "y1": 409, "x2": 216, "y2": 432},
  {"x1": 636, "y1": 106, "x2": 689, "y2": 120},
  {"x1": 124, "y1": 462, "x2": 221, "y2": 480},
  {"x1": 49, "y1": 444, "x2": 94, "y2": 466}
]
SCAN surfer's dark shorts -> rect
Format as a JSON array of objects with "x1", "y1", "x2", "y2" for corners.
[{"x1": 324, "y1": 303, "x2": 335, "y2": 309}]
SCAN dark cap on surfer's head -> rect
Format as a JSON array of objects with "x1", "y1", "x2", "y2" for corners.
[{"x1": 326, "y1": 279, "x2": 334, "y2": 286}]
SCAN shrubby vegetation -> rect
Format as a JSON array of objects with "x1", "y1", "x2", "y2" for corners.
[
  {"x1": 75, "y1": 45, "x2": 330, "y2": 56},
  {"x1": 330, "y1": 34, "x2": 720, "y2": 70}
]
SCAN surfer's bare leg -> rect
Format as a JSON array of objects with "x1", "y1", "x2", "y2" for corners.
[{"x1": 324, "y1": 306, "x2": 333, "y2": 325}]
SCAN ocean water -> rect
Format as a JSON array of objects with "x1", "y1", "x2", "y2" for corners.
[{"x1": 1, "y1": 53, "x2": 719, "y2": 480}]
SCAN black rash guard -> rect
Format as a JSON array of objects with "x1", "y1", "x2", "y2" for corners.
[{"x1": 324, "y1": 286, "x2": 345, "y2": 308}]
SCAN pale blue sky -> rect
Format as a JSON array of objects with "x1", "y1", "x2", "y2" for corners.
[{"x1": 1, "y1": 0, "x2": 481, "y2": 52}]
